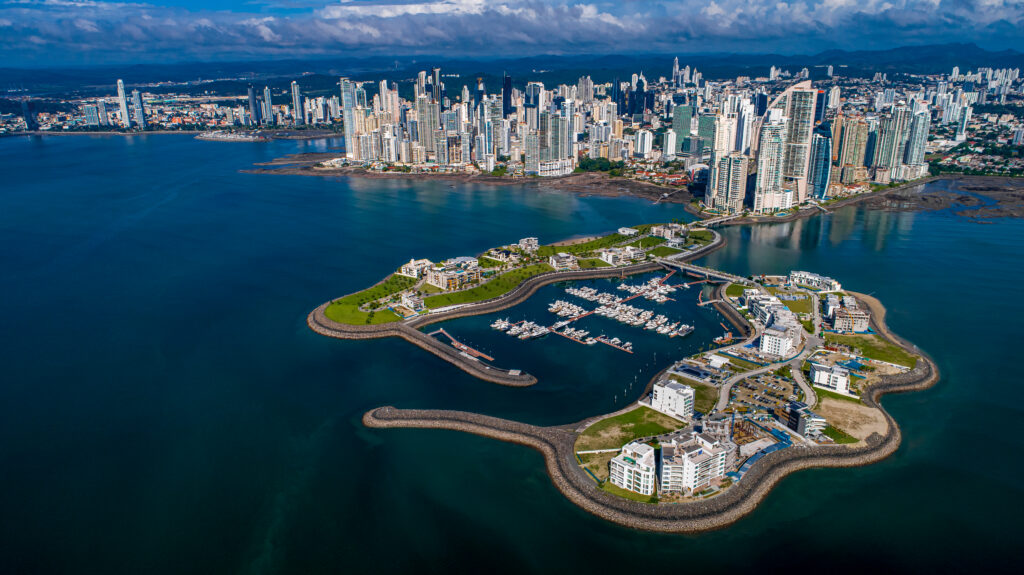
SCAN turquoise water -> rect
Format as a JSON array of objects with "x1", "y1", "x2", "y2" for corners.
[{"x1": 1, "y1": 135, "x2": 1021, "y2": 573}]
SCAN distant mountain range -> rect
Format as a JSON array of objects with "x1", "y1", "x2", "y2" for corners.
[{"x1": 3, "y1": 43, "x2": 1022, "y2": 99}]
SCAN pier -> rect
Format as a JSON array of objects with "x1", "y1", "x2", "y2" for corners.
[{"x1": 428, "y1": 328, "x2": 496, "y2": 361}]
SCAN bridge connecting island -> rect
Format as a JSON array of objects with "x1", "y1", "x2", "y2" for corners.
[{"x1": 307, "y1": 221, "x2": 937, "y2": 532}]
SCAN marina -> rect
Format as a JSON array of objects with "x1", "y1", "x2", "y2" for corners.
[{"x1": 483, "y1": 273, "x2": 698, "y2": 355}]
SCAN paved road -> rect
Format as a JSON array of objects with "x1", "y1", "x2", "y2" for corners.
[{"x1": 713, "y1": 285, "x2": 823, "y2": 412}]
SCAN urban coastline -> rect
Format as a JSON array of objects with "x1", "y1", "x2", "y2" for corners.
[{"x1": 308, "y1": 220, "x2": 937, "y2": 532}]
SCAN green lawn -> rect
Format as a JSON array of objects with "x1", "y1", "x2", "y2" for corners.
[
  {"x1": 423, "y1": 263, "x2": 554, "y2": 309},
  {"x1": 823, "y1": 424, "x2": 859, "y2": 444},
  {"x1": 578, "y1": 258, "x2": 612, "y2": 269},
  {"x1": 477, "y1": 256, "x2": 504, "y2": 268},
  {"x1": 824, "y1": 333, "x2": 918, "y2": 368},
  {"x1": 725, "y1": 283, "x2": 748, "y2": 298},
  {"x1": 600, "y1": 481, "x2": 658, "y2": 503},
  {"x1": 774, "y1": 365, "x2": 792, "y2": 379},
  {"x1": 801, "y1": 319, "x2": 815, "y2": 334},
  {"x1": 323, "y1": 274, "x2": 416, "y2": 325},
  {"x1": 669, "y1": 375, "x2": 718, "y2": 414},
  {"x1": 536, "y1": 233, "x2": 627, "y2": 257},
  {"x1": 627, "y1": 236, "x2": 666, "y2": 249},
  {"x1": 575, "y1": 406, "x2": 686, "y2": 451},
  {"x1": 813, "y1": 386, "x2": 863, "y2": 409},
  {"x1": 781, "y1": 296, "x2": 812, "y2": 314},
  {"x1": 419, "y1": 283, "x2": 444, "y2": 294},
  {"x1": 686, "y1": 229, "x2": 714, "y2": 245},
  {"x1": 648, "y1": 246, "x2": 683, "y2": 257}
]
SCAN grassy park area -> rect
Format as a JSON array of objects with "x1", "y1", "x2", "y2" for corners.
[
  {"x1": 725, "y1": 283, "x2": 748, "y2": 298},
  {"x1": 781, "y1": 295, "x2": 812, "y2": 314},
  {"x1": 423, "y1": 263, "x2": 554, "y2": 309},
  {"x1": 536, "y1": 233, "x2": 627, "y2": 257},
  {"x1": 324, "y1": 274, "x2": 416, "y2": 325},
  {"x1": 600, "y1": 481, "x2": 658, "y2": 503},
  {"x1": 648, "y1": 246, "x2": 683, "y2": 257},
  {"x1": 477, "y1": 256, "x2": 504, "y2": 268},
  {"x1": 823, "y1": 424, "x2": 859, "y2": 444},
  {"x1": 627, "y1": 236, "x2": 666, "y2": 249},
  {"x1": 813, "y1": 386, "x2": 863, "y2": 409},
  {"x1": 575, "y1": 406, "x2": 685, "y2": 451},
  {"x1": 578, "y1": 258, "x2": 612, "y2": 269},
  {"x1": 686, "y1": 229, "x2": 714, "y2": 246},
  {"x1": 824, "y1": 333, "x2": 918, "y2": 368}
]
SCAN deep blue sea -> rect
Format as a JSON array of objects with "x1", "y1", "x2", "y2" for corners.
[{"x1": 1, "y1": 134, "x2": 1021, "y2": 573}]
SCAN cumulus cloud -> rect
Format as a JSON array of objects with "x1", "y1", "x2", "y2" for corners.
[{"x1": 1, "y1": 0, "x2": 1022, "y2": 64}]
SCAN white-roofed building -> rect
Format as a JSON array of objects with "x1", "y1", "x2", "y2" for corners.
[
  {"x1": 609, "y1": 442, "x2": 657, "y2": 496},
  {"x1": 810, "y1": 363, "x2": 851, "y2": 394},
  {"x1": 659, "y1": 432, "x2": 733, "y2": 493},
  {"x1": 650, "y1": 380, "x2": 695, "y2": 420}
]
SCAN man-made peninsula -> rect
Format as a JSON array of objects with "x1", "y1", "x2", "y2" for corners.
[{"x1": 308, "y1": 221, "x2": 937, "y2": 532}]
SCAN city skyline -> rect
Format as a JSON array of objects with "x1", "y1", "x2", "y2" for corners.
[{"x1": 2, "y1": 0, "x2": 1024, "y2": 66}]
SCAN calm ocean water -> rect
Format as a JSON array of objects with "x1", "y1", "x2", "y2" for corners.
[{"x1": 1, "y1": 134, "x2": 1021, "y2": 573}]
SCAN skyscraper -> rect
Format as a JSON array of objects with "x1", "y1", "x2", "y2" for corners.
[
  {"x1": 130, "y1": 90, "x2": 146, "y2": 129},
  {"x1": 263, "y1": 86, "x2": 274, "y2": 125},
  {"x1": 21, "y1": 99, "x2": 38, "y2": 131},
  {"x1": 671, "y1": 105, "x2": 693, "y2": 153},
  {"x1": 764, "y1": 81, "x2": 817, "y2": 203},
  {"x1": 903, "y1": 110, "x2": 931, "y2": 171},
  {"x1": 753, "y1": 117, "x2": 788, "y2": 214},
  {"x1": 873, "y1": 103, "x2": 911, "y2": 178},
  {"x1": 84, "y1": 105, "x2": 100, "y2": 127},
  {"x1": 340, "y1": 78, "x2": 357, "y2": 158},
  {"x1": 116, "y1": 79, "x2": 132, "y2": 129},
  {"x1": 707, "y1": 153, "x2": 748, "y2": 214},
  {"x1": 501, "y1": 73, "x2": 513, "y2": 118},
  {"x1": 97, "y1": 100, "x2": 109, "y2": 125},
  {"x1": 291, "y1": 81, "x2": 304, "y2": 126},
  {"x1": 247, "y1": 84, "x2": 262, "y2": 126},
  {"x1": 808, "y1": 128, "x2": 833, "y2": 199}
]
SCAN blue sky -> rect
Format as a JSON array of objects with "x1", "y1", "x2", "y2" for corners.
[{"x1": 2, "y1": 0, "x2": 1023, "y2": 66}]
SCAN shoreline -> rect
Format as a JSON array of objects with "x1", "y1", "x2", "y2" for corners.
[
  {"x1": 687, "y1": 174, "x2": 1024, "y2": 225},
  {"x1": 307, "y1": 233, "x2": 726, "y2": 384},
  {"x1": 247, "y1": 156, "x2": 692, "y2": 204},
  {"x1": 361, "y1": 289, "x2": 938, "y2": 533}
]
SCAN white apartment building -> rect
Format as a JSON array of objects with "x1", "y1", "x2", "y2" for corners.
[
  {"x1": 650, "y1": 380, "x2": 695, "y2": 420},
  {"x1": 789, "y1": 270, "x2": 842, "y2": 291},
  {"x1": 618, "y1": 227, "x2": 639, "y2": 236},
  {"x1": 598, "y1": 247, "x2": 629, "y2": 266},
  {"x1": 810, "y1": 363, "x2": 851, "y2": 394},
  {"x1": 548, "y1": 252, "x2": 579, "y2": 271},
  {"x1": 609, "y1": 442, "x2": 657, "y2": 496},
  {"x1": 659, "y1": 432, "x2": 731, "y2": 493},
  {"x1": 651, "y1": 223, "x2": 687, "y2": 240},
  {"x1": 397, "y1": 258, "x2": 434, "y2": 278},
  {"x1": 518, "y1": 237, "x2": 539, "y2": 252},
  {"x1": 760, "y1": 326, "x2": 798, "y2": 357}
]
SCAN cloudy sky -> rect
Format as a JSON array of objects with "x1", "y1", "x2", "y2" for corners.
[{"x1": 2, "y1": 0, "x2": 1023, "y2": 66}]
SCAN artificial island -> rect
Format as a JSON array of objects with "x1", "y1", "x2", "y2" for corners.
[{"x1": 307, "y1": 219, "x2": 938, "y2": 532}]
